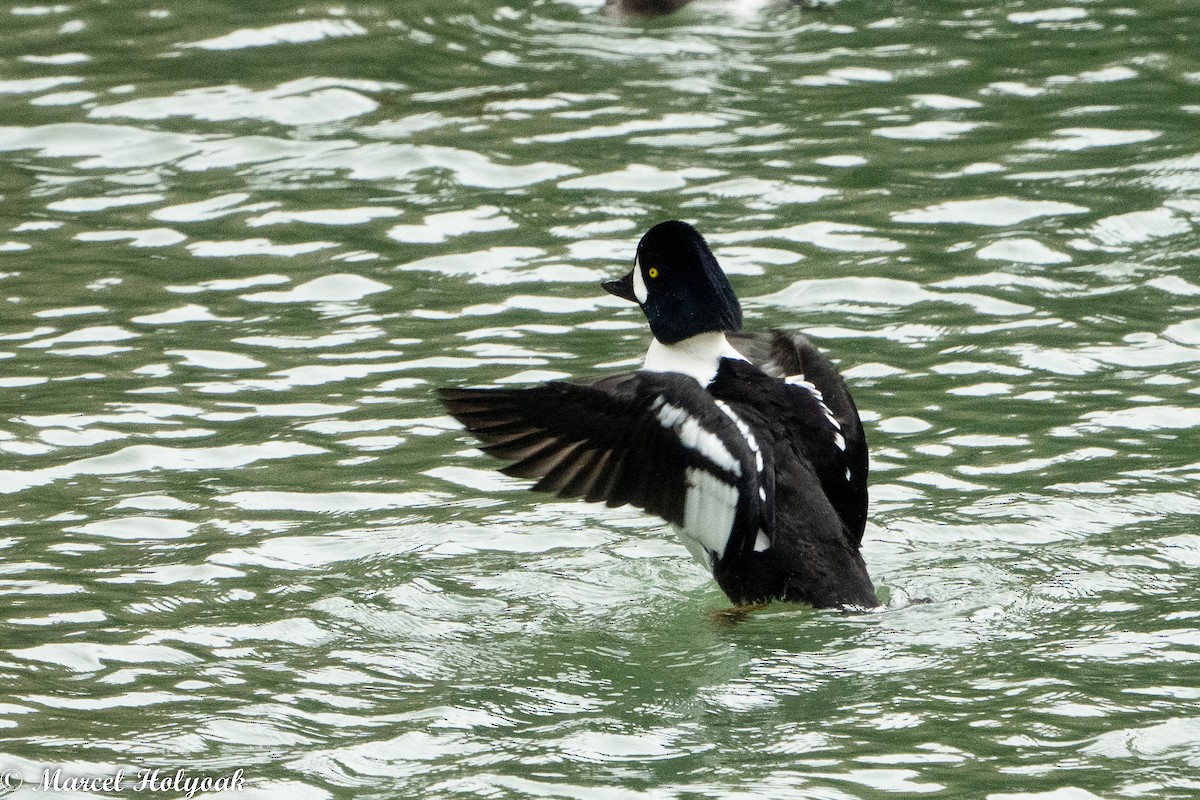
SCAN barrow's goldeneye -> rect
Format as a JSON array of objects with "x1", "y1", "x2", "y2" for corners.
[
  {"x1": 439, "y1": 220, "x2": 877, "y2": 610},
  {"x1": 605, "y1": 0, "x2": 694, "y2": 15},
  {"x1": 605, "y1": 0, "x2": 819, "y2": 17}
]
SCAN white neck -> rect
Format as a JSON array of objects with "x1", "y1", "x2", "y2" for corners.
[{"x1": 641, "y1": 331, "x2": 747, "y2": 385}]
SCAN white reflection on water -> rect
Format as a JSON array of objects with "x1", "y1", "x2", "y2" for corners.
[
  {"x1": 0, "y1": 442, "x2": 326, "y2": 494},
  {"x1": 67, "y1": 517, "x2": 197, "y2": 540},
  {"x1": 873, "y1": 120, "x2": 982, "y2": 141},
  {"x1": 0, "y1": 122, "x2": 578, "y2": 188},
  {"x1": 758, "y1": 277, "x2": 1032, "y2": 316},
  {"x1": 387, "y1": 205, "x2": 516, "y2": 243},
  {"x1": 178, "y1": 20, "x2": 370, "y2": 51},
  {"x1": 92, "y1": 80, "x2": 383, "y2": 126},
  {"x1": 10, "y1": 643, "x2": 201, "y2": 673},
  {"x1": 240, "y1": 274, "x2": 390, "y2": 303},
  {"x1": 976, "y1": 239, "x2": 1072, "y2": 264},
  {"x1": 717, "y1": 222, "x2": 904, "y2": 252},
  {"x1": 892, "y1": 197, "x2": 1089, "y2": 226}
]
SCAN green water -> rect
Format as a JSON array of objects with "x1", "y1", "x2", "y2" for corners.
[{"x1": 1, "y1": 0, "x2": 1198, "y2": 798}]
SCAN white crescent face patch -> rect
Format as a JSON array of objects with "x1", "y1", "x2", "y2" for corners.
[{"x1": 633, "y1": 256, "x2": 648, "y2": 304}]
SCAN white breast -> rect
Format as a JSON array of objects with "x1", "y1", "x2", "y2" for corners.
[{"x1": 641, "y1": 332, "x2": 747, "y2": 386}]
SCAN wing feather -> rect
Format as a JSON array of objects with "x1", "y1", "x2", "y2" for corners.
[
  {"x1": 534, "y1": 447, "x2": 598, "y2": 494},
  {"x1": 438, "y1": 373, "x2": 761, "y2": 535},
  {"x1": 726, "y1": 331, "x2": 868, "y2": 545},
  {"x1": 502, "y1": 438, "x2": 585, "y2": 480}
]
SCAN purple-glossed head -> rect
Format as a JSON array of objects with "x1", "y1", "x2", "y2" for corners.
[{"x1": 602, "y1": 220, "x2": 743, "y2": 345}]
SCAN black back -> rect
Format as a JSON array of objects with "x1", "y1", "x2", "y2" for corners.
[
  {"x1": 730, "y1": 330, "x2": 869, "y2": 544},
  {"x1": 704, "y1": 358, "x2": 875, "y2": 608}
]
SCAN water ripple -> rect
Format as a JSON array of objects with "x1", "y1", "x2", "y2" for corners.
[{"x1": 2, "y1": 1, "x2": 1199, "y2": 797}]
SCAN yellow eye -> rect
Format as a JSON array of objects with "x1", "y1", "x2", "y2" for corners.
[{"x1": 647, "y1": 267, "x2": 659, "y2": 279}]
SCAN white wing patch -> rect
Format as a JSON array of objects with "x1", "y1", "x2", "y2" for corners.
[
  {"x1": 713, "y1": 399, "x2": 770, "y2": 552},
  {"x1": 753, "y1": 530, "x2": 770, "y2": 552},
  {"x1": 653, "y1": 396, "x2": 772, "y2": 567},
  {"x1": 652, "y1": 398, "x2": 741, "y2": 477},
  {"x1": 713, "y1": 400, "x2": 763, "y2": 474},
  {"x1": 785, "y1": 373, "x2": 847, "y2": 451},
  {"x1": 672, "y1": 467, "x2": 739, "y2": 570}
]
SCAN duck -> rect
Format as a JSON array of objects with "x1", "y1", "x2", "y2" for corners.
[
  {"x1": 605, "y1": 0, "x2": 817, "y2": 17},
  {"x1": 439, "y1": 220, "x2": 878, "y2": 610},
  {"x1": 605, "y1": 0, "x2": 695, "y2": 16}
]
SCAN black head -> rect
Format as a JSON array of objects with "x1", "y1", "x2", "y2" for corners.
[{"x1": 601, "y1": 220, "x2": 743, "y2": 345}]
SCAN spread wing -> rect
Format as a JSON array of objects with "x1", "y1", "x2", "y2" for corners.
[
  {"x1": 438, "y1": 371, "x2": 767, "y2": 559},
  {"x1": 729, "y1": 330, "x2": 868, "y2": 544}
]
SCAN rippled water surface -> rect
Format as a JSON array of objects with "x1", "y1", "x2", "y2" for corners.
[{"x1": 2, "y1": 0, "x2": 1199, "y2": 797}]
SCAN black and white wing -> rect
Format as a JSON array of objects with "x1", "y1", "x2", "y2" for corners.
[
  {"x1": 438, "y1": 371, "x2": 767, "y2": 563},
  {"x1": 729, "y1": 330, "x2": 868, "y2": 544}
]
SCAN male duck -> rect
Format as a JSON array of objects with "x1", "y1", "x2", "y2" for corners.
[
  {"x1": 439, "y1": 221, "x2": 878, "y2": 610},
  {"x1": 605, "y1": 0, "x2": 816, "y2": 17},
  {"x1": 605, "y1": 0, "x2": 695, "y2": 16}
]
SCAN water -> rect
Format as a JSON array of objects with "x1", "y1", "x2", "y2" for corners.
[{"x1": 1, "y1": 0, "x2": 1198, "y2": 797}]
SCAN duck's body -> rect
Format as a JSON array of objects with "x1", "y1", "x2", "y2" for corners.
[
  {"x1": 439, "y1": 221, "x2": 877, "y2": 610},
  {"x1": 605, "y1": 0, "x2": 815, "y2": 18},
  {"x1": 605, "y1": 0, "x2": 695, "y2": 16}
]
